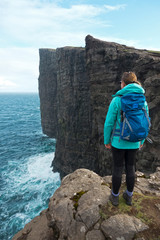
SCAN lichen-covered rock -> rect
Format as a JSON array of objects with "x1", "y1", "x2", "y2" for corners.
[
  {"x1": 86, "y1": 230, "x2": 105, "y2": 240},
  {"x1": 47, "y1": 169, "x2": 110, "y2": 240},
  {"x1": 102, "y1": 167, "x2": 160, "y2": 196},
  {"x1": 12, "y1": 210, "x2": 53, "y2": 240},
  {"x1": 134, "y1": 167, "x2": 160, "y2": 195},
  {"x1": 13, "y1": 168, "x2": 160, "y2": 240},
  {"x1": 39, "y1": 35, "x2": 160, "y2": 179},
  {"x1": 101, "y1": 214, "x2": 148, "y2": 240},
  {"x1": 46, "y1": 169, "x2": 151, "y2": 240}
]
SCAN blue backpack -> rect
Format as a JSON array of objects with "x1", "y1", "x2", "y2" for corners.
[{"x1": 116, "y1": 93, "x2": 151, "y2": 142}]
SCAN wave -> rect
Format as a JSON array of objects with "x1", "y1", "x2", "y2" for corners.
[{"x1": 0, "y1": 152, "x2": 60, "y2": 240}]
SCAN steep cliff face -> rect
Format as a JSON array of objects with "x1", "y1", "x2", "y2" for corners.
[{"x1": 38, "y1": 35, "x2": 160, "y2": 178}]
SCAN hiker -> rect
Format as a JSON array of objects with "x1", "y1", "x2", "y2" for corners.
[{"x1": 104, "y1": 72, "x2": 150, "y2": 206}]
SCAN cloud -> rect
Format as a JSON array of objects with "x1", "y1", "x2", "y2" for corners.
[
  {"x1": 0, "y1": 48, "x2": 39, "y2": 92},
  {"x1": 0, "y1": 0, "x2": 129, "y2": 92},
  {"x1": 0, "y1": 77, "x2": 17, "y2": 89},
  {"x1": 0, "y1": 0, "x2": 125, "y2": 48},
  {"x1": 104, "y1": 4, "x2": 126, "y2": 11}
]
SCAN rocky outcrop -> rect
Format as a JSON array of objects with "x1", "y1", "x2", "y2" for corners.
[
  {"x1": 12, "y1": 168, "x2": 160, "y2": 240},
  {"x1": 12, "y1": 209, "x2": 53, "y2": 240},
  {"x1": 38, "y1": 35, "x2": 160, "y2": 178}
]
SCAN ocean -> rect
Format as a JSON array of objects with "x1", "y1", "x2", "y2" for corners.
[{"x1": 0, "y1": 93, "x2": 60, "y2": 240}]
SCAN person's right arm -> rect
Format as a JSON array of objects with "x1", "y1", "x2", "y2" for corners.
[{"x1": 104, "y1": 97, "x2": 119, "y2": 146}]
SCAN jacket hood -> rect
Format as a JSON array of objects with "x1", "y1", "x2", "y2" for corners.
[{"x1": 112, "y1": 83, "x2": 145, "y2": 97}]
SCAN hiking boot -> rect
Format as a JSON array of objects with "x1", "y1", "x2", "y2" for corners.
[
  {"x1": 109, "y1": 193, "x2": 119, "y2": 206},
  {"x1": 123, "y1": 192, "x2": 132, "y2": 206}
]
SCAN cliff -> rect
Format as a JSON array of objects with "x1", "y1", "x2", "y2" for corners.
[
  {"x1": 38, "y1": 35, "x2": 160, "y2": 178},
  {"x1": 12, "y1": 168, "x2": 160, "y2": 240}
]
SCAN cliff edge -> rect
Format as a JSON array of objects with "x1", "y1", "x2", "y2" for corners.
[
  {"x1": 12, "y1": 168, "x2": 160, "y2": 240},
  {"x1": 38, "y1": 35, "x2": 160, "y2": 179}
]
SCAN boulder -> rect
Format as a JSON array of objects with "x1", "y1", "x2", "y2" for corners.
[
  {"x1": 47, "y1": 169, "x2": 110, "y2": 240},
  {"x1": 12, "y1": 168, "x2": 160, "y2": 240},
  {"x1": 134, "y1": 167, "x2": 160, "y2": 196},
  {"x1": 101, "y1": 214, "x2": 148, "y2": 240},
  {"x1": 12, "y1": 210, "x2": 53, "y2": 240}
]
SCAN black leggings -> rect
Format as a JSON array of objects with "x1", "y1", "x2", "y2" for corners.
[{"x1": 111, "y1": 146, "x2": 138, "y2": 194}]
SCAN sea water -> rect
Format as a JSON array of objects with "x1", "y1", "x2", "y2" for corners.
[{"x1": 0, "y1": 93, "x2": 60, "y2": 240}]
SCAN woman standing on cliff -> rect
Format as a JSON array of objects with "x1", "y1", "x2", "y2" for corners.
[{"x1": 104, "y1": 72, "x2": 149, "y2": 206}]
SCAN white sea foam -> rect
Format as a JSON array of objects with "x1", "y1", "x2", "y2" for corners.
[
  {"x1": 6, "y1": 152, "x2": 60, "y2": 188},
  {"x1": 1, "y1": 152, "x2": 61, "y2": 240},
  {"x1": 0, "y1": 94, "x2": 59, "y2": 240},
  {"x1": 27, "y1": 152, "x2": 59, "y2": 180}
]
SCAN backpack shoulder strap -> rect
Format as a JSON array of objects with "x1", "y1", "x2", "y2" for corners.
[{"x1": 111, "y1": 95, "x2": 122, "y2": 141}]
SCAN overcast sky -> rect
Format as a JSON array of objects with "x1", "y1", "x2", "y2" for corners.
[{"x1": 0, "y1": 0, "x2": 160, "y2": 92}]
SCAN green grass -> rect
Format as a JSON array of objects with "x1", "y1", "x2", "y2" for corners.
[
  {"x1": 100, "y1": 192, "x2": 159, "y2": 225},
  {"x1": 147, "y1": 50, "x2": 160, "y2": 54},
  {"x1": 70, "y1": 190, "x2": 87, "y2": 211}
]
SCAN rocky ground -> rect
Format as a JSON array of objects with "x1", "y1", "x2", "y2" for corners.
[{"x1": 13, "y1": 167, "x2": 160, "y2": 240}]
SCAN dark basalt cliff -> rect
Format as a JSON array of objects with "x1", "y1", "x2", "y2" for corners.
[{"x1": 38, "y1": 35, "x2": 160, "y2": 179}]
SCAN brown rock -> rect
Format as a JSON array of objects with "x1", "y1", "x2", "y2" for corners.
[
  {"x1": 135, "y1": 167, "x2": 160, "y2": 196},
  {"x1": 101, "y1": 214, "x2": 148, "y2": 240},
  {"x1": 12, "y1": 210, "x2": 53, "y2": 240},
  {"x1": 86, "y1": 230, "x2": 105, "y2": 240},
  {"x1": 12, "y1": 168, "x2": 160, "y2": 240},
  {"x1": 47, "y1": 169, "x2": 110, "y2": 239}
]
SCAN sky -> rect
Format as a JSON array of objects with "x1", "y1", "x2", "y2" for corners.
[{"x1": 0, "y1": 0, "x2": 160, "y2": 93}]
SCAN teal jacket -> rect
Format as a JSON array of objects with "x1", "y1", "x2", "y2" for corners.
[{"x1": 104, "y1": 83, "x2": 149, "y2": 149}]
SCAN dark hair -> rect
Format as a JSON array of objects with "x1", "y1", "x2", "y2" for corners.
[{"x1": 121, "y1": 72, "x2": 141, "y2": 86}]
